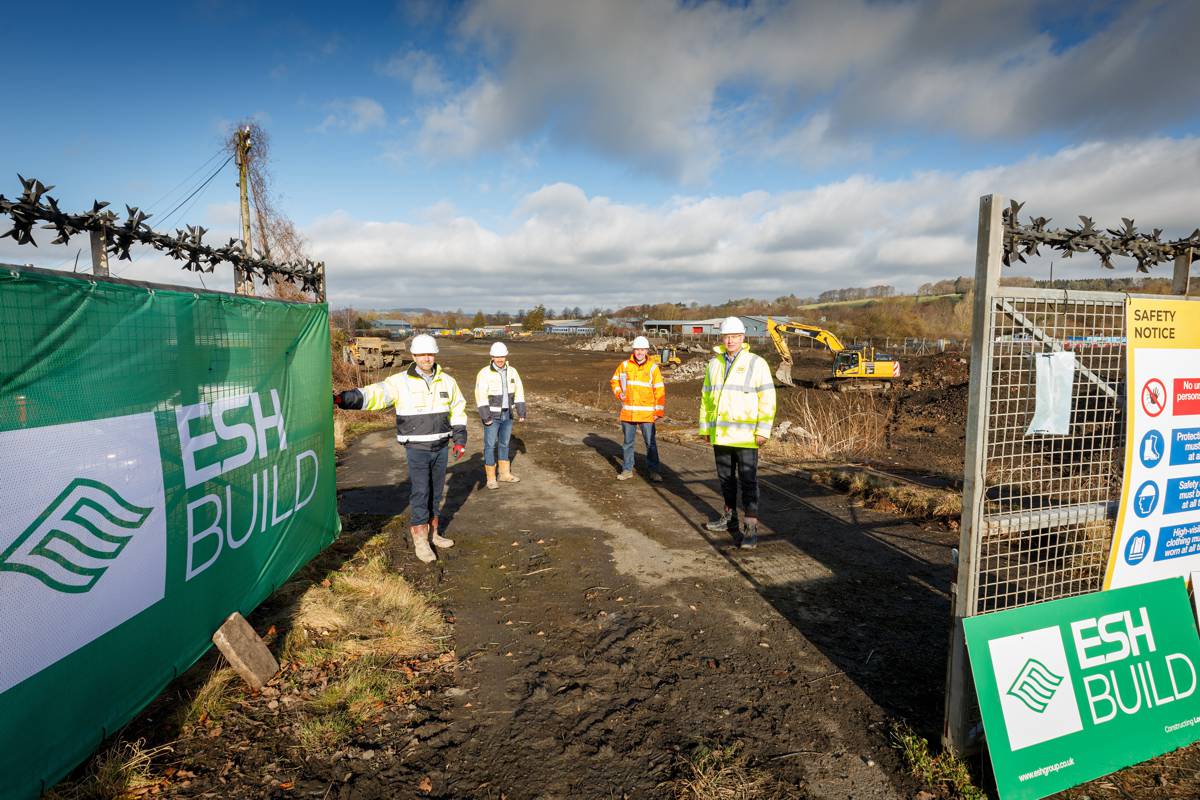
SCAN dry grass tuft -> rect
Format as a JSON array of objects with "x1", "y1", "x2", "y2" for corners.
[
  {"x1": 765, "y1": 392, "x2": 886, "y2": 462},
  {"x1": 291, "y1": 552, "x2": 445, "y2": 659},
  {"x1": 892, "y1": 723, "x2": 984, "y2": 800},
  {"x1": 45, "y1": 738, "x2": 172, "y2": 800},
  {"x1": 669, "y1": 741, "x2": 803, "y2": 800}
]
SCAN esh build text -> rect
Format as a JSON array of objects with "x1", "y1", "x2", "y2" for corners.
[
  {"x1": 175, "y1": 389, "x2": 320, "y2": 580},
  {"x1": 1070, "y1": 608, "x2": 1197, "y2": 724}
]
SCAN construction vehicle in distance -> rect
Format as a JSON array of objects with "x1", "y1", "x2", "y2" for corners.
[
  {"x1": 644, "y1": 337, "x2": 682, "y2": 369},
  {"x1": 347, "y1": 336, "x2": 407, "y2": 371},
  {"x1": 649, "y1": 347, "x2": 682, "y2": 369},
  {"x1": 767, "y1": 318, "x2": 900, "y2": 390}
]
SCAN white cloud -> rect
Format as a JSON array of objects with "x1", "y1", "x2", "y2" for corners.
[
  {"x1": 305, "y1": 136, "x2": 1200, "y2": 310},
  {"x1": 379, "y1": 50, "x2": 449, "y2": 96},
  {"x1": 316, "y1": 97, "x2": 387, "y2": 134},
  {"x1": 6, "y1": 137, "x2": 1197, "y2": 311},
  {"x1": 414, "y1": 0, "x2": 1200, "y2": 182}
]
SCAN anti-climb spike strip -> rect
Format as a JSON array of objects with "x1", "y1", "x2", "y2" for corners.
[
  {"x1": 0, "y1": 174, "x2": 325, "y2": 295},
  {"x1": 1003, "y1": 198, "x2": 1200, "y2": 274}
]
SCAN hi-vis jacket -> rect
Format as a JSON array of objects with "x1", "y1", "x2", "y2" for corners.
[
  {"x1": 342, "y1": 363, "x2": 467, "y2": 450},
  {"x1": 698, "y1": 344, "x2": 776, "y2": 448},
  {"x1": 610, "y1": 356, "x2": 665, "y2": 423},
  {"x1": 474, "y1": 363, "x2": 527, "y2": 423}
]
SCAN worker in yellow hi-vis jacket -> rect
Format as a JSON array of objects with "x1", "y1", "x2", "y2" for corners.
[
  {"x1": 334, "y1": 334, "x2": 467, "y2": 563},
  {"x1": 698, "y1": 317, "x2": 776, "y2": 549}
]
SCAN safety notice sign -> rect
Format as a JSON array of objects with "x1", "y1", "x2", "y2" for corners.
[{"x1": 1106, "y1": 298, "x2": 1200, "y2": 589}]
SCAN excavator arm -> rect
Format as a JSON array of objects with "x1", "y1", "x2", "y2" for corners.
[{"x1": 767, "y1": 318, "x2": 846, "y2": 387}]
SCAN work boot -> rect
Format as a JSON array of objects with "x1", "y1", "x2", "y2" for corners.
[
  {"x1": 617, "y1": 470, "x2": 634, "y2": 480},
  {"x1": 740, "y1": 519, "x2": 759, "y2": 550},
  {"x1": 430, "y1": 517, "x2": 454, "y2": 549},
  {"x1": 498, "y1": 459, "x2": 520, "y2": 483},
  {"x1": 410, "y1": 525, "x2": 436, "y2": 563},
  {"x1": 485, "y1": 464, "x2": 499, "y2": 490},
  {"x1": 704, "y1": 507, "x2": 735, "y2": 532}
]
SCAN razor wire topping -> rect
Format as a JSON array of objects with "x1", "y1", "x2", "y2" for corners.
[
  {"x1": 1003, "y1": 199, "x2": 1200, "y2": 273},
  {"x1": 0, "y1": 174, "x2": 325, "y2": 294}
]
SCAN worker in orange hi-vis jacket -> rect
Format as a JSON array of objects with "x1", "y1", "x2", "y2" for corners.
[{"x1": 609, "y1": 336, "x2": 666, "y2": 482}]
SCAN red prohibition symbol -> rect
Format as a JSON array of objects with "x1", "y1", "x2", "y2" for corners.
[{"x1": 1142, "y1": 378, "x2": 1167, "y2": 417}]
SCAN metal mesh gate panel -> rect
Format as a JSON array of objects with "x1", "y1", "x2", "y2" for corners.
[{"x1": 973, "y1": 293, "x2": 1125, "y2": 614}]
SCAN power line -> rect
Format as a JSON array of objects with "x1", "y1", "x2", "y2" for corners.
[
  {"x1": 157, "y1": 154, "x2": 233, "y2": 228},
  {"x1": 114, "y1": 154, "x2": 235, "y2": 277},
  {"x1": 144, "y1": 147, "x2": 226, "y2": 215}
]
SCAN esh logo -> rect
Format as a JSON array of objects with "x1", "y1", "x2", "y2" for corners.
[
  {"x1": 1006, "y1": 658, "x2": 1065, "y2": 714},
  {"x1": 0, "y1": 413, "x2": 166, "y2": 694},
  {"x1": 0, "y1": 478, "x2": 153, "y2": 593},
  {"x1": 988, "y1": 626, "x2": 1084, "y2": 751}
]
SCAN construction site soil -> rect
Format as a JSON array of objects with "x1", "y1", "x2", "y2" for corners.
[{"x1": 101, "y1": 338, "x2": 1200, "y2": 800}]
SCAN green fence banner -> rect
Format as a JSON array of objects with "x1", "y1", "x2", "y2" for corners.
[
  {"x1": 0, "y1": 267, "x2": 340, "y2": 799},
  {"x1": 965, "y1": 578, "x2": 1200, "y2": 800}
]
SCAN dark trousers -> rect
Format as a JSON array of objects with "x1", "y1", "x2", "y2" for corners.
[
  {"x1": 406, "y1": 444, "x2": 448, "y2": 526},
  {"x1": 714, "y1": 445, "x2": 759, "y2": 518}
]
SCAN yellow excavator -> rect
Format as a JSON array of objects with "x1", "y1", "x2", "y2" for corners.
[{"x1": 767, "y1": 318, "x2": 900, "y2": 390}]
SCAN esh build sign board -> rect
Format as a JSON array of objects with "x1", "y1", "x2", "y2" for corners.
[
  {"x1": 1107, "y1": 298, "x2": 1200, "y2": 589},
  {"x1": 964, "y1": 579, "x2": 1200, "y2": 800}
]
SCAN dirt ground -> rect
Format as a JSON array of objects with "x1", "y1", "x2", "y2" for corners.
[{"x1": 86, "y1": 337, "x2": 1200, "y2": 799}]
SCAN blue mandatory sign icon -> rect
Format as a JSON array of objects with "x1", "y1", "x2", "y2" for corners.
[
  {"x1": 1139, "y1": 430, "x2": 1165, "y2": 469},
  {"x1": 1125, "y1": 530, "x2": 1151, "y2": 565},
  {"x1": 1134, "y1": 480, "x2": 1160, "y2": 518}
]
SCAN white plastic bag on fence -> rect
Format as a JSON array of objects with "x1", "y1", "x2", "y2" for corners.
[{"x1": 1025, "y1": 351, "x2": 1076, "y2": 436}]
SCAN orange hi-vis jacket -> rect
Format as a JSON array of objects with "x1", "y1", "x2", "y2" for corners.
[{"x1": 610, "y1": 355, "x2": 665, "y2": 423}]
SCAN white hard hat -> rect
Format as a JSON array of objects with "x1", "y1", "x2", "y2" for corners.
[
  {"x1": 489, "y1": 342, "x2": 509, "y2": 357},
  {"x1": 410, "y1": 334, "x2": 439, "y2": 354},
  {"x1": 631, "y1": 336, "x2": 650, "y2": 349},
  {"x1": 720, "y1": 316, "x2": 746, "y2": 335}
]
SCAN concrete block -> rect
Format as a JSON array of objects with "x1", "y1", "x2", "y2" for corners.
[{"x1": 212, "y1": 612, "x2": 279, "y2": 690}]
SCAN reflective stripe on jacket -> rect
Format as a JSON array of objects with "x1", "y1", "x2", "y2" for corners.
[
  {"x1": 475, "y1": 363, "x2": 527, "y2": 422},
  {"x1": 610, "y1": 356, "x2": 665, "y2": 423},
  {"x1": 698, "y1": 344, "x2": 776, "y2": 448},
  {"x1": 356, "y1": 363, "x2": 467, "y2": 449}
]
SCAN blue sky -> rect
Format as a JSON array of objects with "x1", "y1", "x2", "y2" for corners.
[{"x1": 2, "y1": 0, "x2": 1199, "y2": 311}]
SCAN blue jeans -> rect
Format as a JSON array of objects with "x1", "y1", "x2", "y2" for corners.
[
  {"x1": 406, "y1": 444, "x2": 448, "y2": 526},
  {"x1": 622, "y1": 421, "x2": 660, "y2": 473},
  {"x1": 482, "y1": 411, "x2": 513, "y2": 466}
]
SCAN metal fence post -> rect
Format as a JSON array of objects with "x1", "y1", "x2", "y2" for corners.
[
  {"x1": 1174, "y1": 248, "x2": 1193, "y2": 296},
  {"x1": 943, "y1": 194, "x2": 1004, "y2": 753}
]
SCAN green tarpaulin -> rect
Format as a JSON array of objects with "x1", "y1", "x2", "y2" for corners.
[{"x1": 0, "y1": 267, "x2": 340, "y2": 798}]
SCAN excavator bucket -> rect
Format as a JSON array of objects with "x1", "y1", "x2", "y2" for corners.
[{"x1": 775, "y1": 360, "x2": 796, "y2": 387}]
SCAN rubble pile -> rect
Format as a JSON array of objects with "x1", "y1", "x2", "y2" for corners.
[
  {"x1": 665, "y1": 357, "x2": 709, "y2": 382},
  {"x1": 574, "y1": 336, "x2": 629, "y2": 352}
]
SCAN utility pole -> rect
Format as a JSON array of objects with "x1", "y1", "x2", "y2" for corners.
[
  {"x1": 234, "y1": 126, "x2": 255, "y2": 295},
  {"x1": 89, "y1": 229, "x2": 109, "y2": 277}
]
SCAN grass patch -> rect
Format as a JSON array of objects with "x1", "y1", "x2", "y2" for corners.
[
  {"x1": 45, "y1": 738, "x2": 172, "y2": 800},
  {"x1": 296, "y1": 715, "x2": 353, "y2": 752},
  {"x1": 178, "y1": 665, "x2": 241, "y2": 732},
  {"x1": 669, "y1": 741, "x2": 803, "y2": 800},
  {"x1": 335, "y1": 414, "x2": 394, "y2": 451},
  {"x1": 819, "y1": 469, "x2": 962, "y2": 524},
  {"x1": 892, "y1": 723, "x2": 984, "y2": 800},
  {"x1": 279, "y1": 527, "x2": 447, "y2": 750}
]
